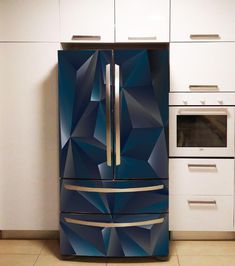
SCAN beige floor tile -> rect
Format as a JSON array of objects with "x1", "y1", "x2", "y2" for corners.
[
  {"x1": 179, "y1": 255, "x2": 235, "y2": 266},
  {"x1": 0, "y1": 240, "x2": 44, "y2": 255},
  {"x1": 40, "y1": 240, "x2": 60, "y2": 256},
  {"x1": 170, "y1": 241, "x2": 177, "y2": 255},
  {"x1": 0, "y1": 254, "x2": 38, "y2": 266},
  {"x1": 175, "y1": 241, "x2": 235, "y2": 256},
  {"x1": 107, "y1": 255, "x2": 179, "y2": 266}
]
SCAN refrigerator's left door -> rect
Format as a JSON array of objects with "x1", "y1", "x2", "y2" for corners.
[{"x1": 58, "y1": 50, "x2": 113, "y2": 179}]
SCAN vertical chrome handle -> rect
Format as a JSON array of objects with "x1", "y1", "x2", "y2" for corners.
[
  {"x1": 115, "y1": 64, "x2": 121, "y2": 166},
  {"x1": 106, "y1": 64, "x2": 111, "y2": 166}
]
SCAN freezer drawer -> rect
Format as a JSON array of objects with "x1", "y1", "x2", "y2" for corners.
[
  {"x1": 60, "y1": 213, "x2": 169, "y2": 257},
  {"x1": 61, "y1": 179, "x2": 168, "y2": 214}
]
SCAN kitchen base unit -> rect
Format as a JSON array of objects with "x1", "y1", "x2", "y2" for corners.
[{"x1": 58, "y1": 47, "x2": 169, "y2": 258}]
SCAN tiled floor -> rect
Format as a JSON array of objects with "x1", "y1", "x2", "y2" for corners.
[{"x1": 1, "y1": 240, "x2": 235, "y2": 265}]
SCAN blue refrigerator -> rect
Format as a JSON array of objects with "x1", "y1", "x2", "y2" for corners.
[{"x1": 58, "y1": 48, "x2": 169, "y2": 258}]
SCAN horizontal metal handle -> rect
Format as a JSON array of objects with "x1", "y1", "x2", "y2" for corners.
[
  {"x1": 189, "y1": 85, "x2": 219, "y2": 91},
  {"x1": 188, "y1": 164, "x2": 217, "y2": 170},
  {"x1": 64, "y1": 217, "x2": 164, "y2": 228},
  {"x1": 128, "y1": 36, "x2": 157, "y2": 41},
  {"x1": 64, "y1": 184, "x2": 164, "y2": 193},
  {"x1": 178, "y1": 108, "x2": 227, "y2": 115},
  {"x1": 188, "y1": 200, "x2": 216, "y2": 205},
  {"x1": 72, "y1": 35, "x2": 101, "y2": 41},
  {"x1": 190, "y1": 34, "x2": 220, "y2": 40}
]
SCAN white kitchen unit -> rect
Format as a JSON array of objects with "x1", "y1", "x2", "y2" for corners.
[
  {"x1": 60, "y1": 0, "x2": 114, "y2": 42},
  {"x1": 171, "y1": 0, "x2": 235, "y2": 42},
  {"x1": 170, "y1": 43, "x2": 235, "y2": 92},
  {"x1": 0, "y1": 0, "x2": 59, "y2": 41},
  {"x1": 0, "y1": 43, "x2": 60, "y2": 230},
  {"x1": 115, "y1": 0, "x2": 169, "y2": 42}
]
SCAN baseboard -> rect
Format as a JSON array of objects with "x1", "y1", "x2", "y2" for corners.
[
  {"x1": 0, "y1": 230, "x2": 59, "y2": 239},
  {"x1": 171, "y1": 231, "x2": 235, "y2": 240}
]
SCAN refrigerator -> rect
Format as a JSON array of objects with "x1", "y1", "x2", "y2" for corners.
[{"x1": 58, "y1": 47, "x2": 169, "y2": 258}]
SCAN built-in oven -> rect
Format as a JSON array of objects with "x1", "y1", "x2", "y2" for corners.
[{"x1": 169, "y1": 93, "x2": 235, "y2": 157}]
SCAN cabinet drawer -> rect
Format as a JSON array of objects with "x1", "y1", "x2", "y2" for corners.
[
  {"x1": 60, "y1": 213, "x2": 169, "y2": 256},
  {"x1": 170, "y1": 43, "x2": 235, "y2": 92},
  {"x1": 171, "y1": 0, "x2": 235, "y2": 42},
  {"x1": 169, "y1": 195, "x2": 233, "y2": 231},
  {"x1": 61, "y1": 179, "x2": 168, "y2": 214},
  {"x1": 169, "y1": 159, "x2": 234, "y2": 196}
]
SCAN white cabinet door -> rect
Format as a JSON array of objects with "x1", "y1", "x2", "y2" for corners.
[
  {"x1": 115, "y1": 0, "x2": 169, "y2": 42},
  {"x1": 0, "y1": 0, "x2": 59, "y2": 41},
  {"x1": 60, "y1": 0, "x2": 114, "y2": 42},
  {"x1": 171, "y1": 0, "x2": 235, "y2": 42},
  {"x1": 170, "y1": 43, "x2": 235, "y2": 92},
  {"x1": 0, "y1": 43, "x2": 60, "y2": 230}
]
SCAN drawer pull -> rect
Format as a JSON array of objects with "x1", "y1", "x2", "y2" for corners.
[
  {"x1": 72, "y1": 35, "x2": 101, "y2": 41},
  {"x1": 189, "y1": 85, "x2": 219, "y2": 92},
  {"x1": 64, "y1": 217, "x2": 164, "y2": 228},
  {"x1": 188, "y1": 200, "x2": 216, "y2": 205},
  {"x1": 188, "y1": 164, "x2": 217, "y2": 170},
  {"x1": 64, "y1": 184, "x2": 164, "y2": 193},
  {"x1": 128, "y1": 36, "x2": 157, "y2": 41},
  {"x1": 190, "y1": 34, "x2": 220, "y2": 40},
  {"x1": 178, "y1": 108, "x2": 227, "y2": 116}
]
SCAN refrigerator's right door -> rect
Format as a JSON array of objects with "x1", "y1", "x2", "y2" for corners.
[{"x1": 114, "y1": 49, "x2": 169, "y2": 180}]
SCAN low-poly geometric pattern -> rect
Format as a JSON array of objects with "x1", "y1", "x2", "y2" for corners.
[{"x1": 60, "y1": 213, "x2": 169, "y2": 257}]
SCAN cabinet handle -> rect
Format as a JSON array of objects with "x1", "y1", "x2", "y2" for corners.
[
  {"x1": 189, "y1": 85, "x2": 219, "y2": 92},
  {"x1": 115, "y1": 64, "x2": 121, "y2": 166},
  {"x1": 128, "y1": 36, "x2": 157, "y2": 41},
  {"x1": 106, "y1": 64, "x2": 112, "y2": 166},
  {"x1": 64, "y1": 184, "x2": 164, "y2": 193},
  {"x1": 190, "y1": 34, "x2": 220, "y2": 40},
  {"x1": 178, "y1": 108, "x2": 227, "y2": 116},
  {"x1": 188, "y1": 164, "x2": 217, "y2": 170},
  {"x1": 64, "y1": 217, "x2": 164, "y2": 228},
  {"x1": 188, "y1": 200, "x2": 216, "y2": 205},
  {"x1": 72, "y1": 35, "x2": 101, "y2": 41}
]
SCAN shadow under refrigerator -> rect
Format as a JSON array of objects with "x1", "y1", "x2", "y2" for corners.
[{"x1": 58, "y1": 47, "x2": 169, "y2": 257}]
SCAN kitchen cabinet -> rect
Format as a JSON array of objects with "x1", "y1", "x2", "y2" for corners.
[
  {"x1": 115, "y1": 0, "x2": 169, "y2": 42},
  {"x1": 171, "y1": 0, "x2": 235, "y2": 42},
  {"x1": 0, "y1": 0, "x2": 59, "y2": 41},
  {"x1": 60, "y1": 0, "x2": 114, "y2": 42},
  {"x1": 0, "y1": 43, "x2": 60, "y2": 229}
]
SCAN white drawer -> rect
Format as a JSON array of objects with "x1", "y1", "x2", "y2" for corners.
[
  {"x1": 169, "y1": 159, "x2": 234, "y2": 196},
  {"x1": 169, "y1": 195, "x2": 233, "y2": 231},
  {"x1": 170, "y1": 43, "x2": 235, "y2": 92}
]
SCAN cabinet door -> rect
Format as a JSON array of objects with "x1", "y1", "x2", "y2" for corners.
[
  {"x1": 0, "y1": 43, "x2": 59, "y2": 229},
  {"x1": 115, "y1": 0, "x2": 169, "y2": 42},
  {"x1": 60, "y1": 0, "x2": 114, "y2": 42},
  {"x1": 171, "y1": 0, "x2": 235, "y2": 42},
  {"x1": 114, "y1": 49, "x2": 169, "y2": 179},
  {"x1": 0, "y1": 0, "x2": 59, "y2": 41}
]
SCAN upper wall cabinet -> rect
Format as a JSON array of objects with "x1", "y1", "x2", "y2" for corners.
[
  {"x1": 171, "y1": 0, "x2": 235, "y2": 42},
  {"x1": 60, "y1": 0, "x2": 114, "y2": 42},
  {"x1": 0, "y1": 0, "x2": 59, "y2": 42},
  {"x1": 115, "y1": 0, "x2": 169, "y2": 42}
]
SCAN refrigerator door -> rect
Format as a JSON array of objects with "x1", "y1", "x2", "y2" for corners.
[
  {"x1": 58, "y1": 50, "x2": 113, "y2": 179},
  {"x1": 114, "y1": 49, "x2": 169, "y2": 179}
]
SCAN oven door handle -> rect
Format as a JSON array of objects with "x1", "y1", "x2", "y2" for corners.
[{"x1": 178, "y1": 108, "x2": 228, "y2": 116}]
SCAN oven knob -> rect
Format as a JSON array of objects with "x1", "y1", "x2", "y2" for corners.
[
  {"x1": 200, "y1": 100, "x2": 206, "y2": 105},
  {"x1": 183, "y1": 100, "x2": 188, "y2": 105},
  {"x1": 218, "y1": 99, "x2": 223, "y2": 105}
]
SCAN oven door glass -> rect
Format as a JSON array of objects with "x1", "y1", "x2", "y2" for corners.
[{"x1": 177, "y1": 115, "x2": 227, "y2": 147}]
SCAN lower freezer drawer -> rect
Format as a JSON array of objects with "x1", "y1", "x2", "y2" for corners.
[{"x1": 60, "y1": 213, "x2": 169, "y2": 257}]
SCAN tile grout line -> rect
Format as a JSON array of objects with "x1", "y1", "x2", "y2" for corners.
[
  {"x1": 32, "y1": 240, "x2": 45, "y2": 266},
  {"x1": 177, "y1": 255, "x2": 180, "y2": 266},
  {"x1": 33, "y1": 254, "x2": 40, "y2": 266}
]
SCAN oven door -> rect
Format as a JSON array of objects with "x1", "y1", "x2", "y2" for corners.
[{"x1": 169, "y1": 106, "x2": 235, "y2": 157}]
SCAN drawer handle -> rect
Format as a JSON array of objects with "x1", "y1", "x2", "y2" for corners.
[
  {"x1": 64, "y1": 217, "x2": 164, "y2": 228},
  {"x1": 128, "y1": 36, "x2": 157, "y2": 41},
  {"x1": 190, "y1": 34, "x2": 220, "y2": 40},
  {"x1": 64, "y1": 184, "x2": 164, "y2": 193},
  {"x1": 72, "y1": 35, "x2": 101, "y2": 41},
  {"x1": 188, "y1": 164, "x2": 217, "y2": 170},
  {"x1": 178, "y1": 108, "x2": 227, "y2": 116},
  {"x1": 188, "y1": 200, "x2": 216, "y2": 205},
  {"x1": 189, "y1": 85, "x2": 219, "y2": 92}
]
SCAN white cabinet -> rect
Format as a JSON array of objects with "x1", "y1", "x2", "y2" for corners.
[
  {"x1": 171, "y1": 0, "x2": 235, "y2": 42},
  {"x1": 60, "y1": 0, "x2": 114, "y2": 42},
  {"x1": 170, "y1": 43, "x2": 235, "y2": 92},
  {"x1": 115, "y1": 0, "x2": 169, "y2": 42},
  {"x1": 0, "y1": 0, "x2": 59, "y2": 41},
  {"x1": 0, "y1": 43, "x2": 60, "y2": 230}
]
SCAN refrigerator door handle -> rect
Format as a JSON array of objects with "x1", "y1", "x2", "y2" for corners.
[
  {"x1": 115, "y1": 64, "x2": 121, "y2": 165},
  {"x1": 106, "y1": 64, "x2": 112, "y2": 166}
]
